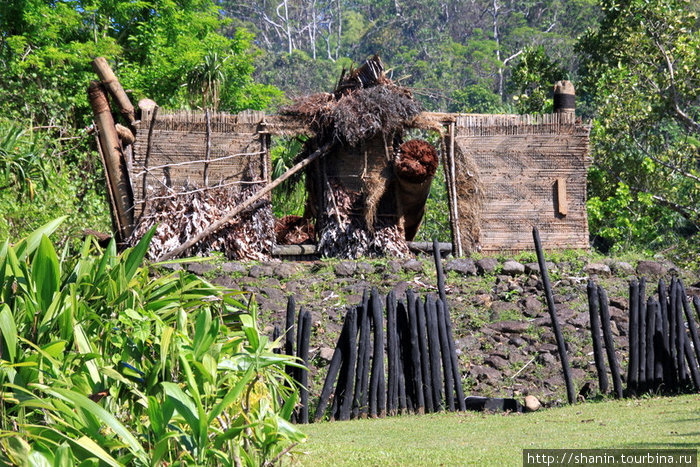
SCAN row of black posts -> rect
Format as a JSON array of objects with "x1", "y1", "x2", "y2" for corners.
[
  {"x1": 276, "y1": 239, "x2": 466, "y2": 422},
  {"x1": 312, "y1": 286, "x2": 466, "y2": 421},
  {"x1": 587, "y1": 277, "x2": 700, "y2": 397}
]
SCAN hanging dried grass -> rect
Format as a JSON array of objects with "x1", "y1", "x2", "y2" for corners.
[
  {"x1": 130, "y1": 184, "x2": 274, "y2": 261},
  {"x1": 317, "y1": 180, "x2": 409, "y2": 258}
]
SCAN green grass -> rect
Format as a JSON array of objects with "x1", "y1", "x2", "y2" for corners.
[{"x1": 297, "y1": 395, "x2": 700, "y2": 466}]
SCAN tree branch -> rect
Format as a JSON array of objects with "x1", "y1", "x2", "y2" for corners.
[{"x1": 653, "y1": 38, "x2": 700, "y2": 134}]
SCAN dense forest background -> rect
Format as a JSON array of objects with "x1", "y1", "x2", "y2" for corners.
[{"x1": 0, "y1": 0, "x2": 698, "y2": 267}]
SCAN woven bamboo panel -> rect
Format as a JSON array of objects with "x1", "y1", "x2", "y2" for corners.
[
  {"x1": 452, "y1": 113, "x2": 591, "y2": 253},
  {"x1": 131, "y1": 110, "x2": 268, "y2": 221}
]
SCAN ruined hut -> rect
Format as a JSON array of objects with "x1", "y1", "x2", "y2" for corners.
[{"x1": 88, "y1": 57, "x2": 590, "y2": 261}]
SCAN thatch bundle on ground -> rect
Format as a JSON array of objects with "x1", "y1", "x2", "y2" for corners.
[{"x1": 130, "y1": 184, "x2": 274, "y2": 261}]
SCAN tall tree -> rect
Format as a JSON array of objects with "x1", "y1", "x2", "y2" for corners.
[{"x1": 579, "y1": 0, "x2": 699, "y2": 250}]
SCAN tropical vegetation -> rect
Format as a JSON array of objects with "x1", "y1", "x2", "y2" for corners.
[{"x1": 0, "y1": 219, "x2": 304, "y2": 465}]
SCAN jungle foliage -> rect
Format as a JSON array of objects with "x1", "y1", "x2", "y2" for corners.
[{"x1": 0, "y1": 219, "x2": 304, "y2": 465}]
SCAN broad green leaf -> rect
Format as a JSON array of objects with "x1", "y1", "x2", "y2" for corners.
[
  {"x1": 73, "y1": 324, "x2": 101, "y2": 386},
  {"x1": 53, "y1": 443, "x2": 76, "y2": 467},
  {"x1": 2, "y1": 435, "x2": 31, "y2": 466},
  {"x1": 159, "y1": 326, "x2": 173, "y2": 379},
  {"x1": 31, "y1": 235, "x2": 60, "y2": 313},
  {"x1": 124, "y1": 226, "x2": 156, "y2": 281},
  {"x1": 14, "y1": 217, "x2": 66, "y2": 260},
  {"x1": 27, "y1": 450, "x2": 52, "y2": 467},
  {"x1": 162, "y1": 382, "x2": 200, "y2": 437},
  {"x1": 71, "y1": 436, "x2": 122, "y2": 467},
  {"x1": 43, "y1": 388, "x2": 148, "y2": 464},
  {"x1": 0, "y1": 304, "x2": 18, "y2": 362},
  {"x1": 208, "y1": 366, "x2": 254, "y2": 424}
]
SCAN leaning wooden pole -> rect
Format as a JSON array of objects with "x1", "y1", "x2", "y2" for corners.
[
  {"x1": 533, "y1": 227, "x2": 575, "y2": 404},
  {"x1": 92, "y1": 57, "x2": 136, "y2": 125},
  {"x1": 158, "y1": 142, "x2": 332, "y2": 261},
  {"x1": 88, "y1": 81, "x2": 134, "y2": 242}
]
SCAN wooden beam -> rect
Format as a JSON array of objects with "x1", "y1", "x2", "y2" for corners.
[{"x1": 92, "y1": 57, "x2": 136, "y2": 125}]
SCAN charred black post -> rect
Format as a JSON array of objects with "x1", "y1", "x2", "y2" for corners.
[
  {"x1": 425, "y1": 295, "x2": 443, "y2": 410},
  {"x1": 436, "y1": 298, "x2": 455, "y2": 411},
  {"x1": 674, "y1": 285, "x2": 689, "y2": 387},
  {"x1": 434, "y1": 237, "x2": 466, "y2": 410},
  {"x1": 645, "y1": 296, "x2": 657, "y2": 389},
  {"x1": 352, "y1": 290, "x2": 371, "y2": 419},
  {"x1": 315, "y1": 308, "x2": 352, "y2": 422},
  {"x1": 694, "y1": 296, "x2": 700, "y2": 322},
  {"x1": 627, "y1": 279, "x2": 640, "y2": 396},
  {"x1": 598, "y1": 286, "x2": 624, "y2": 398},
  {"x1": 533, "y1": 227, "x2": 575, "y2": 404},
  {"x1": 638, "y1": 277, "x2": 647, "y2": 391},
  {"x1": 668, "y1": 278, "x2": 679, "y2": 389},
  {"x1": 336, "y1": 307, "x2": 358, "y2": 421},
  {"x1": 653, "y1": 299, "x2": 664, "y2": 390},
  {"x1": 406, "y1": 292, "x2": 425, "y2": 413},
  {"x1": 659, "y1": 279, "x2": 673, "y2": 388},
  {"x1": 272, "y1": 325, "x2": 281, "y2": 354},
  {"x1": 369, "y1": 288, "x2": 386, "y2": 417},
  {"x1": 386, "y1": 291, "x2": 398, "y2": 415},
  {"x1": 587, "y1": 280, "x2": 609, "y2": 394},
  {"x1": 679, "y1": 280, "x2": 700, "y2": 367},
  {"x1": 285, "y1": 295, "x2": 296, "y2": 378},
  {"x1": 415, "y1": 294, "x2": 434, "y2": 412},
  {"x1": 297, "y1": 309, "x2": 311, "y2": 424},
  {"x1": 396, "y1": 300, "x2": 410, "y2": 411}
]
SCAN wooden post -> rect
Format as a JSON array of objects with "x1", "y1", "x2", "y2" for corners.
[
  {"x1": 425, "y1": 295, "x2": 443, "y2": 410},
  {"x1": 627, "y1": 279, "x2": 640, "y2": 396},
  {"x1": 638, "y1": 278, "x2": 648, "y2": 391},
  {"x1": 587, "y1": 280, "x2": 609, "y2": 394},
  {"x1": 369, "y1": 288, "x2": 386, "y2": 417},
  {"x1": 92, "y1": 57, "x2": 135, "y2": 125},
  {"x1": 315, "y1": 308, "x2": 352, "y2": 422},
  {"x1": 598, "y1": 286, "x2": 624, "y2": 398},
  {"x1": 436, "y1": 299, "x2": 455, "y2": 411},
  {"x1": 645, "y1": 296, "x2": 657, "y2": 390},
  {"x1": 386, "y1": 291, "x2": 398, "y2": 415},
  {"x1": 414, "y1": 292, "x2": 433, "y2": 412},
  {"x1": 335, "y1": 308, "x2": 357, "y2": 421},
  {"x1": 405, "y1": 293, "x2": 424, "y2": 413},
  {"x1": 533, "y1": 227, "x2": 575, "y2": 404},
  {"x1": 297, "y1": 309, "x2": 311, "y2": 424},
  {"x1": 396, "y1": 301, "x2": 410, "y2": 412},
  {"x1": 88, "y1": 81, "x2": 134, "y2": 242}
]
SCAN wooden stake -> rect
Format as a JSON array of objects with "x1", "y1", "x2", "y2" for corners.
[{"x1": 88, "y1": 81, "x2": 134, "y2": 242}]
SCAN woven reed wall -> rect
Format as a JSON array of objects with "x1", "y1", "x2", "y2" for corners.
[
  {"x1": 131, "y1": 110, "x2": 268, "y2": 221},
  {"x1": 452, "y1": 112, "x2": 591, "y2": 253}
]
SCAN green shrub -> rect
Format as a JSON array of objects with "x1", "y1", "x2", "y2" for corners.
[{"x1": 0, "y1": 219, "x2": 305, "y2": 466}]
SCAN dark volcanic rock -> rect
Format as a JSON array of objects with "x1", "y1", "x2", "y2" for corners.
[
  {"x1": 470, "y1": 365, "x2": 501, "y2": 383},
  {"x1": 583, "y1": 262, "x2": 611, "y2": 276},
  {"x1": 403, "y1": 259, "x2": 424, "y2": 273},
  {"x1": 636, "y1": 260, "x2": 667, "y2": 277},
  {"x1": 502, "y1": 260, "x2": 525, "y2": 275},
  {"x1": 334, "y1": 261, "x2": 357, "y2": 277},
  {"x1": 476, "y1": 257, "x2": 499, "y2": 275},
  {"x1": 186, "y1": 262, "x2": 216, "y2": 275},
  {"x1": 222, "y1": 262, "x2": 247, "y2": 274},
  {"x1": 489, "y1": 320, "x2": 530, "y2": 334},
  {"x1": 249, "y1": 265, "x2": 273, "y2": 278},
  {"x1": 445, "y1": 258, "x2": 477, "y2": 276}
]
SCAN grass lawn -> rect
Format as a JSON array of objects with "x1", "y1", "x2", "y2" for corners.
[{"x1": 297, "y1": 395, "x2": 700, "y2": 466}]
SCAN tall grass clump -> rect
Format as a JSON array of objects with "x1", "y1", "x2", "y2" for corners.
[{"x1": 0, "y1": 218, "x2": 305, "y2": 466}]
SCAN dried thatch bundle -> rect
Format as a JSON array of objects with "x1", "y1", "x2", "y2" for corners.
[
  {"x1": 317, "y1": 180, "x2": 409, "y2": 258},
  {"x1": 275, "y1": 215, "x2": 315, "y2": 245},
  {"x1": 130, "y1": 184, "x2": 274, "y2": 261}
]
